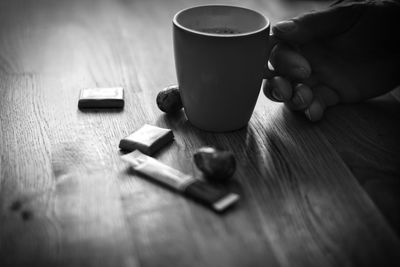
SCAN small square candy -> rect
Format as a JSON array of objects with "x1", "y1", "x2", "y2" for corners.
[
  {"x1": 78, "y1": 87, "x2": 124, "y2": 108},
  {"x1": 119, "y1": 124, "x2": 174, "y2": 155}
]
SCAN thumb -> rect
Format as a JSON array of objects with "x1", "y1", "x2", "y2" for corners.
[{"x1": 272, "y1": 2, "x2": 366, "y2": 44}]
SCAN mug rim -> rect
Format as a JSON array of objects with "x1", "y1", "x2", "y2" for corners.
[{"x1": 173, "y1": 5, "x2": 270, "y2": 38}]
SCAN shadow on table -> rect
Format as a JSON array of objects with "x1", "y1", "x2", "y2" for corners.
[
  {"x1": 158, "y1": 109, "x2": 268, "y2": 193},
  {"x1": 160, "y1": 96, "x2": 400, "y2": 236},
  {"x1": 159, "y1": 110, "x2": 264, "y2": 167},
  {"x1": 319, "y1": 94, "x2": 400, "y2": 236},
  {"x1": 78, "y1": 108, "x2": 124, "y2": 113}
]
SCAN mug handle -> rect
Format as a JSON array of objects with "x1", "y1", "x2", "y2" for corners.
[{"x1": 263, "y1": 34, "x2": 279, "y2": 79}]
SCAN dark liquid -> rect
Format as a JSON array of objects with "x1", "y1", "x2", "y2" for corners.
[{"x1": 199, "y1": 27, "x2": 242, "y2": 34}]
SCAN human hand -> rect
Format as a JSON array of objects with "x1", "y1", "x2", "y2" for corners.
[{"x1": 263, "y1": 0, "x2": 400, "y2": 121}]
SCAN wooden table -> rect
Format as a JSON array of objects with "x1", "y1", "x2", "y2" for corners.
[{"x1": 1, "y1": 0, "x2": 399, "y2": 266}]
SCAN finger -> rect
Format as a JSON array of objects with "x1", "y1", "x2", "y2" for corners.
[
  {"x1": 263, "y1": 61, "x2": 275, "y2": 79},
  {"x1": 304, "y1": 99, "x2": 324, "y2": 122},
  {"x1": 264, "y1": 34, "x2": 279, "y2": 79},
  {"x1": 262, "y1": 79, "x2": 273, "y2": 99},
  {"x1": 304, "y1": 84, "x2": 340, "y2": 121},
  {"x1": 285, "y1": 83, "x2": 313, "y2": 111},
  {"x1": 262, "y1": 76, "x2": 292, "y2": 102},
  {"x1": 270, "y1": 76, "x2": 293, "y2": 102},
  {"x1": 270, "y1": 43, "x2": 311, "y2": 81},
  {"x1": 272, "y1": 3, "x2": 366, "y2": 44}
]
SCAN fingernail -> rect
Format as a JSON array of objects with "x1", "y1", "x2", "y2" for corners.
[
  {"x1": 293, "y1": 67, "x2": 310, "y2": 79},
  {"x1": 272, "y1": 90, "x2": 283, "y2": 101},
  {"x1": 292, "y1": 92, "x2": 305, "y2": 106},
  {"x1": 275, "y1": 20, "x2": 297, "y2": 33},
  {"x1": 305, "y1": 109, "x2": 312, "y2": 121}
]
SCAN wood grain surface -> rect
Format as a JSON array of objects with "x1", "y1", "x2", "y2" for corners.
[{"x1": 0, "y1": 0, "x2": 399, "y2": 267}]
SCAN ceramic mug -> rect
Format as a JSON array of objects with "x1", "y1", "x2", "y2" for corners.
[{"x1": 173, "y1": 5, "x2": 275, "y2": 132}]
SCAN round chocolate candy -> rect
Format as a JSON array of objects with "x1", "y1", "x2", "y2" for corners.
[
  {"x1": 194, "y1": 147, "x2": 236, "y2": 182},
  {"x1": 156, "y1": 85, "x2": 183, "y2": 113}
]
